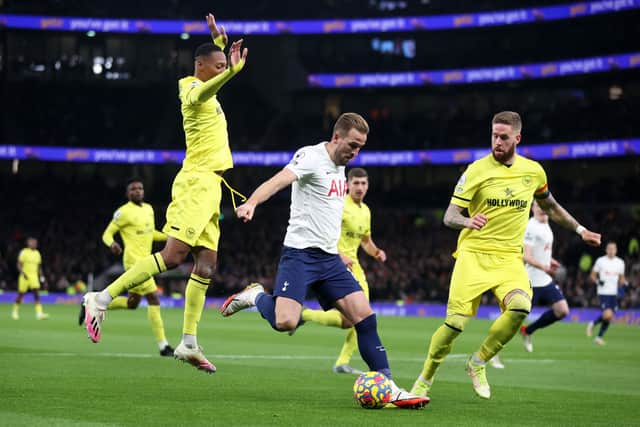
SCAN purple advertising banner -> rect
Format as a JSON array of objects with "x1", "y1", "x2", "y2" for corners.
[
  {"x1": 1, "y1": 139, "x2": 638, "y2": 167},
  {"x1": 0, "y1": 1, "x2": 637, "y2": 35},
  {"x1": 3, "y1": 292, "x2": 638, "y2": 325},
  {"x1": 308, "y1": 52, "x2": 640, "y2": 88}
]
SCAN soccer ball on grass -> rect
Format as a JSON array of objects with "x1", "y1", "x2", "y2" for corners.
[{"x1": 353, "y1": 371, "x2": 392, "y2": 409}]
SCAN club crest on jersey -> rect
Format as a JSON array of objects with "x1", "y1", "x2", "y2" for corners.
[
  {"x1": 327, "y1": 179, "x2": 347, "y2": 197},
  {"x1": 291, "y1": 150, "x2": 305, "y2": 166}
]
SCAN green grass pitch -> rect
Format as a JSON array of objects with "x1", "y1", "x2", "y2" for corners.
[{"x1": 1, "y1": 304, "x2": 639, "y2": 426}]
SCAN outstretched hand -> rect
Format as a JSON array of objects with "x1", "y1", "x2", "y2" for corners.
[
  {"x1": 236, "y1": 202, "x2": 256, "y2": 223},
  {"x1": 581, "y1": 229, "x2": 601, "y2": 247},
  {"x1": 206, "y1": 13, "x2": 228, "y2": 46},
  {"x1": 229, "y1": 39, "x2": 248, "y2": 68}
]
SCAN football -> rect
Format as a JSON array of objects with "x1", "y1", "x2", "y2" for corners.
[{"x1": 353, "y1": 371, "x2": 393, "y2": 409}]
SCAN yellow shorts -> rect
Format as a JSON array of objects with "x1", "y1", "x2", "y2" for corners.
[
  {"x1": 163, "y1": 170, "x2": 223, "y2": 250},
  {"x1": 447, "y1": 250, "x2": 531, "y2": 317},
  {"x1": 18, "y1": 273, "x2": 40, "y2": 293},
  {"x1": 351, "y1": 263, "x2": 370, "y2": 300}
]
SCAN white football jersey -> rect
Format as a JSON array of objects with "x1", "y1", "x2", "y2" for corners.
[
  {"x1": 523, "y1": 217, "x2": 554, "y2": 287},
  {"x1": 592, "y1": 256, "x2": 625, "y2": 295},
  {"x1": 283, "y1": 142, "x2": 347, "y2": 254}
]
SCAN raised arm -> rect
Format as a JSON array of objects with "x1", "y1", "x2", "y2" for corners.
[
  {"x1": 236, "y1": 168, "x2": 298, "y2": 222},
  {"x1": 206, "y1": 13, "x2": 228, "y2": 50},
  {"x1": 536, "y1": 194, "x2": 601, "y2": 246},
  {"x1": 443, "y1": 203, "x2": 488, "y2": 230},
  {"x1": 185, "y1": 39, "x2": 248, "y2": 104}
]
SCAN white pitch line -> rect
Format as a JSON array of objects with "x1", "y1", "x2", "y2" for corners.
[{"x1": 4, "y1": 352, "x2": 554, "y2": 363}]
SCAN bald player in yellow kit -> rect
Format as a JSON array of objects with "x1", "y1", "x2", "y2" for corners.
[
  {"x1": 410, "y1": 111, "x2": 601, "y2": 400},
  {"x1": 79, "y1": 179, "x2": 173, "y2": 356},
  {"x1": 299, "y1": 168, "x2": 387, "y2": 374},
  {"x1": 82, "y1": 13, "x2": 247, "y2": 373}
]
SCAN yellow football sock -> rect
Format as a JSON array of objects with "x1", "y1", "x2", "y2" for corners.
[
  {"x1": 106, "y1": 253, "x2": 166, "y2": 298},
  {"x1": 35, "y1": 303, "x2": 43, "y2": 315},
  {"x1": 420, "y1": 316, "x2": 466, "y2": 381},
  {"x1": 147, "y1": 305, "x2": 167, "y2": 344},
  {"x1": 478, "y1": 311, "x2": 528, "y2": 362},
  {"x1": 12, "y1": 303, "x2": 19, "y2": 313},
  {"x1": 107, "y1": 296, "x2": 128, "y2": 310},
  {"x1": 182, "y1": 274, "x2": 210, "y2": 335},
  {"x1": 301, "y1": 308, "x2": 342, "y2": 327},
  {"x1": 335, "y1": 328, "x2": 358, "y2": 366},
  {"x1": 478, "y1": 293, "x2": 530, "y2": 362}
]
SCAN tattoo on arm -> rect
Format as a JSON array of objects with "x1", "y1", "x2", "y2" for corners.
[
  {"x1": 443, "y1": 204, "x2": 469, "y2": 230},
  {"x1": 537, "y1": 193, "x2": 580, "y2": 231}
]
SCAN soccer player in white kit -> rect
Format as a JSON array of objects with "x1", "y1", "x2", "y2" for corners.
[
  {"x1": 518, "y1": 201, "x2": 569, "y2": 352},
  {"x1": 588, "y1": 241, "x2": 627, "y2": 345},
  {"x1": 220, "y1": 113, "x2": 428, "y2": 409}
]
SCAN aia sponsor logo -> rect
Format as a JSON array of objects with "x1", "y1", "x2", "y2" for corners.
[{"x1": 327, "y1": 179, "x2": 347, "y2": 197}]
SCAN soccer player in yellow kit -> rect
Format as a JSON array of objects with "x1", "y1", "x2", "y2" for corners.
[
  {"x1": 410, "y1": 111, "x2": 601, "y2": 400},
  {"x1": 12, "y1": 237, "x2": 48, "y2": 320},
  {"x1": 300, "y1": 168, "x2": 387, "y2": 374},
  {"x1": 79, "y1": 179, "x2": 173, "y2": 356},
  {"x1": 82, "y1": 13, "x2": 247, "y2": 373}
]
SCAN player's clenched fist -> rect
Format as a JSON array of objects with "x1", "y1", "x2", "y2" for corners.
[{"x1": 236, "y1": 202, "x2": 256, "y2": 222}]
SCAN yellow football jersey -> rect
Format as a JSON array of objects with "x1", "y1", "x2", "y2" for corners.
[
  {"x1": 102, "y1": 202, "x2": 166, "y2": 269},
  {"x1": 450, "y1": 153, "x2": 548, "y2": 255},
  {"x1": 338, "y1": 195, "x2": 372, "y2": 263},
  {"x1": 18, "y1": 248, "x2": 41, "y2": 277},
  {"x1": 178, "y1": 76, "x2": 233, "y2": 173}
]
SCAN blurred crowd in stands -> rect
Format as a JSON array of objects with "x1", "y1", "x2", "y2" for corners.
[
  {"x1": 3, "y1": 81, "x2": 638, "y2": 152},
  {"x1": 1, "y1": 168, "x2": 639, "y2": 309}
]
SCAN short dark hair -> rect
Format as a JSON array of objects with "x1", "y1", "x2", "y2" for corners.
[
  {"x1": 492, "y1": 111, "x2": 522, "y2": 133},
  {"x1": 194, "y1": 43, "x2": 222, "y2": 59},
  {"x1": 347, "y1": 168, "x2": 368, "y2": 180},
  {"x1": 127, "y1": 177, "x2": 142, "y2": 186}
]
